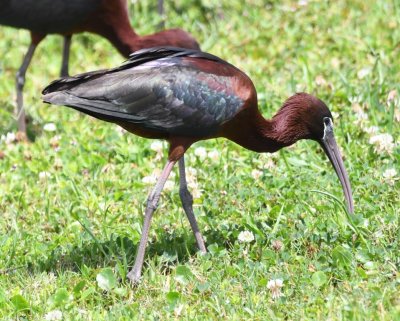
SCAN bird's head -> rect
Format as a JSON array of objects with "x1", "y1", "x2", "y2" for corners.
[{"x1": 273, "y1": 93, "x2": 354, "y2": 213}]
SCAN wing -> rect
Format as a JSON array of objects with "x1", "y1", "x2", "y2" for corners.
[{"x1": 43, "y1": 47, "x2": 246, "y2": 137}]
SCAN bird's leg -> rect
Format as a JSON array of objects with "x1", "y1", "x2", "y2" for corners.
[
  {"x1": 15, "y1": 42, "x2": 38, "y2": 135},
  {"x1": 127, "y1": 160, "x2": 176, "y2": 284},
  {"x1": 60, "y1": 35, "x2": 72, "y2": 77},
  {"x1": 178, "y1": 156, "x2": 207, "y2": 253},
  {"x1": 158, "y1": 0, "x2": 165, "y2": 29}
]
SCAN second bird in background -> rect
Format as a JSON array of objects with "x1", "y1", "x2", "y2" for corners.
[{"x1": 0, "y1": 0, "x2": 200, "y2": 134}]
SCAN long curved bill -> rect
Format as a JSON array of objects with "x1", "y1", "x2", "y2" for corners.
[{"x1": 320, "y1": 118, "x2": 354, "y2": 213}]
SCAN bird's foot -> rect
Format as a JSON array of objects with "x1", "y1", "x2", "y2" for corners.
[
  {"x1": 199, "y1": 247, "x2": 207, "y2": 255},
  {"x1": 126, "y1": 270, "x2": 141, "y2": 286},
  {"x1": 16, "y1": 131, "x2": 28, "y2": 143}
]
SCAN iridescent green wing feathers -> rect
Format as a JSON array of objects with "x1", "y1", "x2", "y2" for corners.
[{"x1": 42, "y1": 47, "x2": 244, "y2": 136}]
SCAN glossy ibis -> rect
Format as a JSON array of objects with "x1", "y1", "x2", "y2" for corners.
[
  {"x1": 42, "y1": 47, "x2": 354, "y2": 284},
  {"x1": 0, "y1": 0, "x2": 199, "y2": 134}
]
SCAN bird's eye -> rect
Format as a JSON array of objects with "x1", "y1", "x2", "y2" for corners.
[{"x1": 323, "y1": 117, "x2": 331, "y2": 126}]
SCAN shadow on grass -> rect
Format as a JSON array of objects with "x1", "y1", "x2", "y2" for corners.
[{"x1": 26, "y1": 228, "x2": 236, "y2": 277}]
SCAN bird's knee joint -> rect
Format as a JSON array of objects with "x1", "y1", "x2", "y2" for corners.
[
  {"x1": 16, "y1": 73, "x2": 25, "y2": 88},
  {"x1": 146, "y1": 196, "x2": 159, "y2": 211},
  {"x1": 179, "y1": 188, "x2": 193, "y2": 203}
]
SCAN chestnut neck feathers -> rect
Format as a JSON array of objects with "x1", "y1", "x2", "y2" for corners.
[
  {"x1": 95, "y1": 1, "x2": 200, "y2": 57},
  {"x1": 225, "y1": 93, "x2": 329, "y2": 153}
]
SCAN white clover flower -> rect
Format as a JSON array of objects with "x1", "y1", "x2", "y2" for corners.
[
  {"x1": 351, "y1": 102, "x2": 363, "y2": 113},
  {"x1": 238, "y1": 230, "x2": 255, "y2": 243},
  {"x1": 357, "y1": 67, "x2": 371, "y2": 79},
  {"x1": 1, "y1": 132, "x2": 16, "y2": 145},
  {"x1": 174, "y1": 304, "x2": 184, "y2": 317},
  {"x1": 387, "y1": 89, "x2": 398, "y2": 105},
  {"x1": 251, "y1": 169, "x2": 263, "y2": 180},
  {"x1": 331, "y1": 111, "x2": 340, "y2": 120},
  {"x1": 150, "y1": 141, "x2": 164, "y2": 160},
  {"x1": 44, "y1": 310, "x2": 63, "y2": 321},
  {"x1": 49, "y1": 135, "x2": 61, "y2": 149},
  {"x1": 295, "y1": 83, "x2": 306, "y2": 92},
  {"x1": 353, "y1": 110, "x2": 368, "y2": 126},
  {"x1": 191, "y1": 187, "x2": 202, "y2": 199},
  {"x1": 188, "y1": 181, "x2": 202, "y2": 199},
  {"x1": 315, "y1": 75, "x2": 326, "y2": 86},
  {"x1": 194, "y1": 147, "x2": 207, "y2": 160},
  {"x1": 142, "y1": 174, "x2": 158, "y2": 185},
  {"x1": 331, "y1": 57, "x2": 340, "y2": 68},
  {"x1": 54, "y1": 158, "x2": 63, "y2": 170},
  {"x1": 187, "y1": 180, "x2": 198, "y2": 190},
  {"x1": 164, "y1": 180, "x2": 175, "y2": 191},
  {"x1": 355, "y1": 110, "x2": 368, "y2": 120},
  {"x1": 267, "y1": 279, "x2": 284, "y2": 299},
  {"x1": 39, "y1": 171, "x2": 51, "y2": 181},
  {"x1": 298, "y1": 0, "x2": 308, "y2": 6},
  {"x1": 395, "y1": 110, "x2": 400, "y2": 122},
  {"x1": 363, "y1": 126, "x2": 379, "y2": 135},
  {"x1": 264, "y1": 158, "x2": 276, "y2": 170},
  {"x1": 208, "y1": 150, "x2": 219, "y2": 161},
  {"x1": 150, "y1": 141, "x2": 163, "y2": 153},
  {"x1": 369, "y1": 133, "x2": 395, "y2": 154},
  {"x1": 382, "y1": 168, "x2": 397, "y2": 185},
  {"x1": 101, "y1": 163, "x2": 116, "y2": 174},
  {"x1": 350, "y1": 95, "x2": 365, "y2": 104},
  {"x1": 43, "y1": 123, "x2": 57, "y2": 132},
  {"x1": 142, "y1": 168, "x2": 170, "y2": 185},
  {"x1": 186, "y1": 167, "x2": 197, "y2": 181},
  {"x1": 271, "y1": 240, "x2": 284, "y2": 252},
  {"x1": 77, "y1": 308, "x2": 87, "y2": 315},
  {"x1": 115, "y1": 126, "x2": 126, "y2": 135}
]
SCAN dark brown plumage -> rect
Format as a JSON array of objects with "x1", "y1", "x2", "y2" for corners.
[{"x1": 42, "y1": 47, "x2": 354, "y2": 283}]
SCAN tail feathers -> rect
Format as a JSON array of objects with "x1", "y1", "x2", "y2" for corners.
[
  {"x1": 42, "y1": 91, "x2": 71, "y2": 106},
  {"x1": 42, "y1": 91, "x2": 146, "y2": 123},
  {"x1": 43, "y1": 91, "x2": 109, "y2": 109},
  {"x1": 42, "y1": 69, "x2": 107, "y2": 95}
]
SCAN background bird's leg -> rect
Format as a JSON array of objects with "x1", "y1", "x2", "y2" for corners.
[
  {"x1": 15, "y1": 39, "x2": 39, "y2": 135},
  {"x1": 60, "y1": 35, "x2": 72, "y2": 77},
  {"x1": 127, "y1": 160, "x2": 176, "y2": 284},
  {"x1": 157, "y1": 0, "x2": 165, "y2": 29},
  {"x1": 178, "y1": 157, "x2": 207, "y2": 253}
]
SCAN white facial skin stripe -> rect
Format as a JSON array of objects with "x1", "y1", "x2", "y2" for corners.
[{"x1": 322, "y1": 117, "x2": 333, "y2": 141}]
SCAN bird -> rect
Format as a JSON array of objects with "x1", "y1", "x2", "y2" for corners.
[
  {"x1": 42, "y1": 46, "x2": 354, "y2": 284},
  {"x1": 0, "y1": 0, "x2": 200, "y2": 135}
]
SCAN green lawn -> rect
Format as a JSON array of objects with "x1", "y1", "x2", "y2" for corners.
[{"x1": 0, "y1": 0, "x2": 399, "y2": 320}]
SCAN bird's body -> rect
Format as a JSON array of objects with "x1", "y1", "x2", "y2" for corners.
[
  {"x1": 1, "y1": 0, "x2": 199, "y2": 134},
  {"x1": 43, "y1": 47, "x2": 354, "y2": 284},
  {"x1": 0, "y1": 0, "x2": 101, "y2": 35},
  {"x1": 43, "y1": 48, "x2": 296, "y2": 156},
  {"x1": 43, "y1": 49, "x2": 247, "y2": 142}
]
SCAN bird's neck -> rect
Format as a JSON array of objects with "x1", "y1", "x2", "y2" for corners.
[
  {"x1": 112, "y1": 28, "x2": 167, "y2": 57},
  {"x1": 87, "y1": 0, "x2": 140, "y2": 57},
  {"x1": 222, "y1": 108, "x2": 299, "y2": 153},
  {"x1": 109, "y1": 23, "x2": 140, "y2": 57}
]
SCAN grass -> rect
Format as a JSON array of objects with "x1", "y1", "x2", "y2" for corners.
[{"x1": 0, "y1": 0, "x2": 399, "y2": 319}]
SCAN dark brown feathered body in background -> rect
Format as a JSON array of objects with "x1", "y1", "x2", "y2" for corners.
[
  {"x1": 0, "y1": 0, "x2": 200, "y2": 134},
  {"x1": 42, "y1": 47, "x2": 354, "y2": 284}
]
